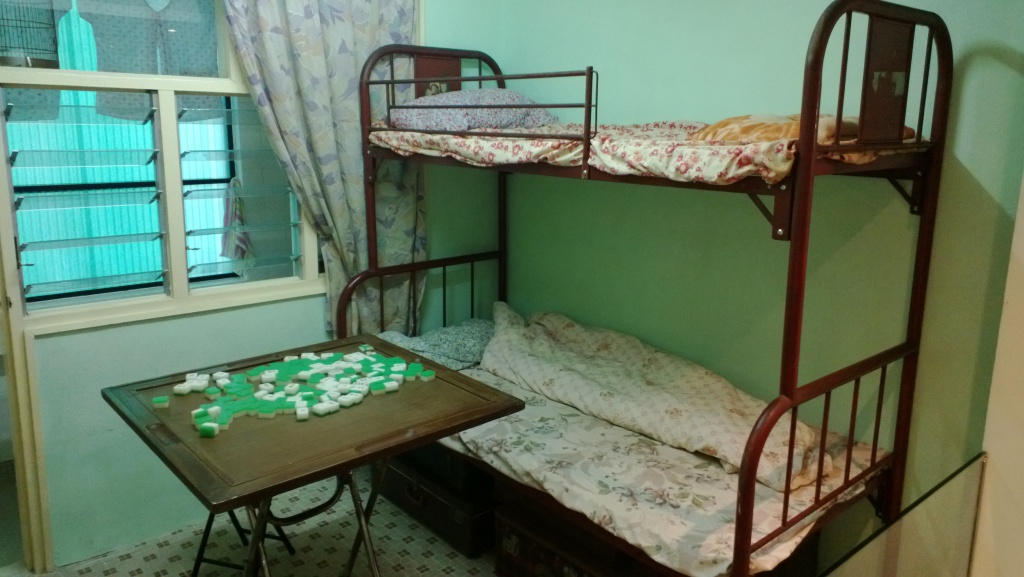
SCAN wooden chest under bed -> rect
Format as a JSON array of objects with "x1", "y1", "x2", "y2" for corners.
[{"x1": 375, "y1": 444, "x2": 497, "y2": 558}]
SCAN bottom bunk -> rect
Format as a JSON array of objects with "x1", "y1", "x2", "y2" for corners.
[{"x1": 374, "y1": 305, "x2": 883, "y2": 577}]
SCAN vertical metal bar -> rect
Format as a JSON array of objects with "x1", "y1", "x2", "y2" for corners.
[
  {"x1": 815, "y1": 391, "x2": 832, "y2": 503},
  {"x1": 346, "y1": 472, "x2": 382, "y2": 577},
  {"x1": 442, "y1": 265, "x2": 447, "y2": 327},
  {"x1": 409, "y1": 271, "x2": 416, "y2": 336},
  {"x1": 916, "y1": 30, "x2": 934, "y2": 144},
  {"x1": 242, "y1": 500, "x2": 272, "y2": 577},
  {"x1": 228, "y1": 509, "x2": 250, "y2": 545},
  {"x1": 886, "y1": 21, "x2": 952, "y2": 521},
  {"x1": 365, "y1": 160, "x2": 379, "y2": 271},
  {"x1": 580, "y1": 67, "x2": 594, "y2": 179},
  {"x1": 834, "y1": 12, "x2": 852, "y2": 146},
  {"x1": 498, "y1": 172, "x2": 508, "y2": 302},
  {"x1": 782, "y1": 406, "x2": 798, "y2": 524},
  {"x1": 342, "y1": 464, "x2": 388, "y2": 577},
  {"x1": 190, "y1": 512, "x2": 218, "y2": 577},
  {"x1": 845, "y1": 377, "x2": 861, "y2": 483},
  {"x1": 478, "y1": 60, "x2": 482, "y2": 89},
  {"x1": 470, "y1": 261, "x2": 476, "y2": 318},
  {"x1": 378, "y1": 276, "x2": 384, "y2": 332},
  {"x1": 386, "y1": 54, "x2": 395, "y2": 126},
  {"x1": 871, "y1": 365, "x2": 888, "y2": 467}
]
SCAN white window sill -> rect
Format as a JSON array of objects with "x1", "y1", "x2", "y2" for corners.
[{"x1": 22, "y1": 276, "x2": 327, "y2": 336}]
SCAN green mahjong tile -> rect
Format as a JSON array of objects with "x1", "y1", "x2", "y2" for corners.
[
  {"x1": 194, "y1": 415, "x2": 213, "y2": 427},
  {"x1": 408, "y1": 363, "x2": 423, "y2": 373},
  {"x1": 198, "y1": 423, "x2": 218, "y2": 438},
  {"x1": 245, "y1": 365, "x2": 270, "y2": 377},
  {"x1": 308, "y1": 373, "x2": 325, "y2": 384}
]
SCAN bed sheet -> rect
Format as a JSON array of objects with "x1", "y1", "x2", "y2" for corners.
[
  {"x1": 441, "y1": 368, "x2": 877, "y2": 577},
  {"x1": 368, "y1": 119, "x2": 913, "y2": 186}
]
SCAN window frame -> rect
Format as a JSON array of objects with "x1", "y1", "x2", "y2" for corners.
[{"x1": 0, "y1": 8, "x2": 323, "y2": 336}]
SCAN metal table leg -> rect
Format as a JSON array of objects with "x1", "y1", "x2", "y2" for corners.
[
  {"x1": 341, "y1": 462, "x2": 388, "y2": 577},
  {"x1": 190, "y1": 512, "x2": 217, "y2": 577},
  {"x1": 243, "y1": 499, "x2": 273, "y2": 577}
]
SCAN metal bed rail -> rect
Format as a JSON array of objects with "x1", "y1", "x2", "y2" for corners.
[
  {"x1": 360, "y1": 44, "x2": 598, "y2": 178},
  {"x1": 732, "y1": 342, "x2": 916, "y2": 575}
]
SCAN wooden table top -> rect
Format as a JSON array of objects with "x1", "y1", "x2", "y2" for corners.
[{"x1": 102, "y1": 335, "x2": 524, "y2": 512}]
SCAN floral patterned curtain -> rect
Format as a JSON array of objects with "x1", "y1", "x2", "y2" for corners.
[{"x1": 223, "y1": 0, "x2": 424, "y2": 336}]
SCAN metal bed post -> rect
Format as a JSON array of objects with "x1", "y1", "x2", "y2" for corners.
[
  {"x1": 498, "y1": 171, "x2": 508, "y2": 302},
  {"x1": 884, "y1": 15, "x2": 953, "y2": 520}
]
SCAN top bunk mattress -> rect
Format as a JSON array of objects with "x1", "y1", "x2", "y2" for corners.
[{"x1": 369, "y1": 115, "x2": 920, "y2": 186}]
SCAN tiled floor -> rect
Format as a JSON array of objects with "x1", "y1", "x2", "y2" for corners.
[{"x1": 2, "y1": 471, "x2": 497, "y2": 577}]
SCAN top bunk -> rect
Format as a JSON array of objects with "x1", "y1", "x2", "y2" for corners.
[{"x1": 359, "y1": 0, "x2": 952, "y2": 239}]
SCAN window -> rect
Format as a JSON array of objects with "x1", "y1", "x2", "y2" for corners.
[
  {"x1": 0, "y1": 1, "x2": 309, "y2": 312},
  {"x1": 178, "y1": 96, "x2": 300, "y2": 287}
]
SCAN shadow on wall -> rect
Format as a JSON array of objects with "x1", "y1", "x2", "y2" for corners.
[{"x1": 904, "y1": 40, "x2": 1024, "y2": 505}]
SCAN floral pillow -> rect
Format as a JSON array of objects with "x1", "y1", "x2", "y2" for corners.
[{"x1": 387, "y1": 88, "x2": 558, "y2": 132}]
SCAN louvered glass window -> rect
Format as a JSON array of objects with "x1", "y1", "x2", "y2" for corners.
[
  {"x1": 4, "y1": 87, "x2": 168, "y2": 303},
  {"x1": 1, "y1": 3, "x2": 304, "y2": 309},
  {"x1": 179, "y1": 96, "x2": 300, "y2": 287}
]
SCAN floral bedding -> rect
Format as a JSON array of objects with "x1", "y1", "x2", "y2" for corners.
[
  {"x1": 384, "y1": 313, "x2": 877, "y2": 575},
  {"x1": 443, "y1": 367, "x2": 874, "y2": 577},
  {"x1": 480, "y1": 303, "x2": 830, "y2": 492},
  {"x1": 369, "y1": 116, "x2": 917, "y2": 186}
]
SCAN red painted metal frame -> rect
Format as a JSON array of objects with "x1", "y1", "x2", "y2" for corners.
[{"x1": 340, "y1": 1, "x2": 952, "y2": 575}]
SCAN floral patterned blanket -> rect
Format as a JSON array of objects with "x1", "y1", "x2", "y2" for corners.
[
  {"x1": 386, "y1": 312, "x2": 878, "y2": 575},
  {"x1": 479, "y1": 303, "x2": 830, "y2": 492},
  {"x1": 368, "y1": 117, "x2": 914, "y2": 186},
  {"x1": 446, "y1": 367, "x2": 875, "y2": 577}
]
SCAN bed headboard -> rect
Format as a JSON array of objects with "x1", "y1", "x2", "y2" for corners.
[
  {"x1": 800, "y1": 0, "x2": 953, "y2": 153},
  {"x1": 358, "y1": 45, "x2": 508, "y2": 137}
]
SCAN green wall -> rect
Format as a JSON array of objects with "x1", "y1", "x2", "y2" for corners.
[
  {"x1": 422, "y1": 0, "x2": 1024, "y2": 528},
  {"x1": 37, "y1": 296, "x2": 329, "y2": 565}
]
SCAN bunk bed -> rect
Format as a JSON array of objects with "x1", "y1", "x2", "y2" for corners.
[{"x1": 337, "y1": 1, "x2": 953, "y2": 576}]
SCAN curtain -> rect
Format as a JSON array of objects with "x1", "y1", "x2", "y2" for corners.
[{"x1": 223, "y1": 0, "x2": 423, "y2": 336}]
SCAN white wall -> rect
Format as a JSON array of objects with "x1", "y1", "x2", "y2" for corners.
[
  {"x1": 35, "y1": 295, "x2": 329, "y2": 566},
  {"x1": 970, "y1": 175, "x2": 1024, "y2": 576}
]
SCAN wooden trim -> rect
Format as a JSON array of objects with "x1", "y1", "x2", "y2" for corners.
[
  {"x1": 156, "y1": 90, "x2": 188, "y2": 299},
  {"x1": 20, "y1": 331, "x2": 54, "y2": 570},
  {"x1": 23, "y1": 277, "x2": 326, "y2": 336}
]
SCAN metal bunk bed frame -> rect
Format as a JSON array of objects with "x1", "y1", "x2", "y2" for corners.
[{"x1": 339, "y1": 1, "x2": 953, "y2": 575}]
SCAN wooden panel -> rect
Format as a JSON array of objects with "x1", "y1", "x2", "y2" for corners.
[
  {"x1": 858, "y1": 16, "x2": 915, "y2": 143},
  {"x1": 102, "y1": 335, "x2": 524, "y2": 512},
  {"x1": 415, "y1": 55, "x2": 462, "y2": 97}
]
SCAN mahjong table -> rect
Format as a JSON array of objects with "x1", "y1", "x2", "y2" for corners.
[{"x1": 102, "y1": 334, "x2": 523, "y2": 577}]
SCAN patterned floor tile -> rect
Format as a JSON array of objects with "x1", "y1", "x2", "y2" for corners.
[{"x1": 51, "y1": 470, "x2": 496, "y2": 577}]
